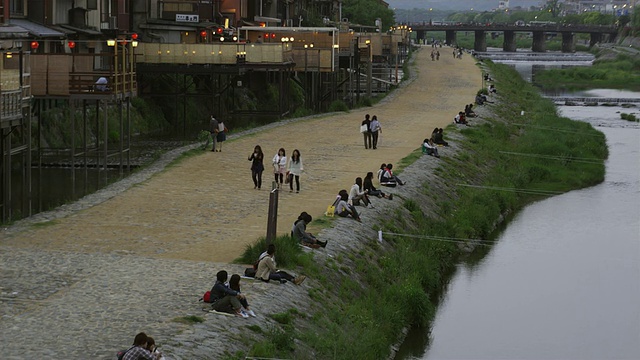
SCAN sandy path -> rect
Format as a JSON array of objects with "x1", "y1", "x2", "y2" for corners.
[{"x1": 2, "y1": 48, "x2": 480, "y2": 262}]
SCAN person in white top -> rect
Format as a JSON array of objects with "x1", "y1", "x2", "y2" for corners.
[
  {"x1": 286, "y1": 149, "x2": 304, "y2": 193},
  {"x1": 349, "y1": 177, "x2": 371, "y2": 207},
  {"x1": 369, "y1": 115, "x2": 382, "y2": 149},
  {"x1": 272, "y1": 148, "x2": 287, "y2": 188}
]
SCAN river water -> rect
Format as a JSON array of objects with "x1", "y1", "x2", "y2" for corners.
[{"x1": 395, "y1": 76, "x2": 640, "y2": 357}]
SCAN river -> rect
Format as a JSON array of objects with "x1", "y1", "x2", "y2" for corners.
[{"x1": 395, "y1": 88, "x2": 640, "y2": 359}]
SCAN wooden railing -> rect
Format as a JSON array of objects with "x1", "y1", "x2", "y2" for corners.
[
  {"x1": 30, "y1": 53, "x2": 136, "y2": 97},
  {"x1": 0, "y1": 89, "x2": 23, "y2": 120},
  {"x1": 137, "y1": 42, "x2": 336, "y2": 72}
]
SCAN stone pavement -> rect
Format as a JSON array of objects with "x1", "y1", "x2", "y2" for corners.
[{"x1": 0, "y1": 47, "x2": 482, "y2": 359}]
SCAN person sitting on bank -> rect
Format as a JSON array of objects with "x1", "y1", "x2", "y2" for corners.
[
  {"x1": 363, "y1": 172, "x2": 392, "y2": 200},
  {"x1": 465, "y1": 103, "x2": 477, "y2": 118},
  {"x1": 229, "y1": 274, "x2": 257, "y2": 317},
  {"x1": 292, "y1": 212, "x2": 327, "y2": 248},
  {"x1": 335, "y1": 189, "x2": 361, "y2": 221},
  {"x1": 210, "y1": 270, "x2": 249, "y2": 318},
  {"x1": 489, "y1": 84, "x2": 497, "y2": 93},
  {"x1": 454, "y1": 111, "x2": 468, "y2": 125},
  {"x1": 433, "y1": 128, "x2": 449, "y2": 147},
  {"x1": 380, "y1": 163, "x2": 406, "y2": 187},
  {"x1": 349, "y1": 177, "x2": 372, "y2": 207},
  {"x1": 422, "y1": 138, "x2": 440, "y2": 158},
  {"x1": 256, "y1": 244, "x2": 306, "y2": 285},
  {"x1": 377, "y1": 163, "x2": 387, "y2": 183},
  {"x1": 122, "y1": 332, "x2": 162, "y2": 360}
]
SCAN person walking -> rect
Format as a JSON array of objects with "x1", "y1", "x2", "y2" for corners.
[
  {"x1": 272, "y1": 148, "x2": 287, "y2": 188},
  {"x1": 209, "y1": 115, "x2": 219, "y2": 152},
  {"x1": 215, "y1": 118, "x2": 228, "y2": 152},
  {"x1": 370, "y1": 115, "x2": 382, "y2": 150},
  {"x1": 248, "y1": 145, "x2": 265, "y2": 190},
  {"x1": 361, "y1": 114, "x2": 372, "y2": 149},
  {"x1": 286, "y1": 149, "x2": 303, "y2": 193}
]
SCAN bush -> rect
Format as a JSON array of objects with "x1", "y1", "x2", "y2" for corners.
[{"x1": 327, "y1": 100, "x2": 349, "y2": 112}]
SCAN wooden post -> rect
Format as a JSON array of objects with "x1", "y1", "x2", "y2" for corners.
[{"x1": 266, "y1": 181, "x2": 279, "y2": 245}]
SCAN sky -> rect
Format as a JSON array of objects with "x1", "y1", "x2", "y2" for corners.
[{"x1": 385, "y1": 0, "x2": 544, "y2": 11}]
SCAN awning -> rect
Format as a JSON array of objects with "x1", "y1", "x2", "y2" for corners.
[
  {"x1": 9, "y1": 19, "x2": 65, "y2": 38},
  {"x1": 0, "y1": 25, "x2": 30, "y2": 39},
  {"x1": 59, "y1": 25, "x2": 103, "y2": 36}
]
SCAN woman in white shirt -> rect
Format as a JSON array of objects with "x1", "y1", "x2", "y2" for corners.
[
  {"x1": 286, "y1": 149, "x2": 304, "y2": 193},
  {"x1": 272, "y1": 148, "x2": 287, "y2": 188},
  {"x1": 349, "y1": 177, "x2": 371, "y2": 207}
]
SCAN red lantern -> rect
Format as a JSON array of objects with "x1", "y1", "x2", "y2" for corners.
[
  {"x1": 270, "y1": 33, "x2": 276, "y2": 39},
  {"x1": 200, "y1": 30, "x2": 207, "y2": 38},
  {"x1": 30, "y1": 41, "x2": 39, "y2": 50},
  {"x1": 68, "y1": 41, "x2": 76, "y2": 49},
  {"x1": 216, "y1": 27, "x2": 223, "y2": 34},
  {"x1": 131, "y1": 33, "x2": 138, "y2": 40}
]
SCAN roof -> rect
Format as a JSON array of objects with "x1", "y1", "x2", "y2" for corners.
[
  {"x1": 0, "y1": 25, "x2": 30, "y2": 39},
  {"x1": 239, "y1": 26, "x2": 338, "y2": 33},
  {"x1": 9, "y1": 19, "x2": 65, "y2": 38},
  {"x1": 59, "y1": 24, "x2": 103, "y2": 35}
]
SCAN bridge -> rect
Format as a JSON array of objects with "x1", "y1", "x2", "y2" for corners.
[
  {"x1": 546, "y1": 97, "x2": 640, "y2": 104},
  {"x1": 409, "y1": 23, "x2": 618, "y2": 53}
]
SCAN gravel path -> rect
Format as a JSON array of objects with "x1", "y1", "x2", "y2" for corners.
[{"x1": 0, "y1": 46, "x2": 483, "y2": 359}]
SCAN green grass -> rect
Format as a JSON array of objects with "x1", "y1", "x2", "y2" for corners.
[{"x1": 535, "y1": 53, "x2": 640, "y2": 91}]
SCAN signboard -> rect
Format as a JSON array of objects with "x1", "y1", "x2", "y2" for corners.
[{"x1": 176, "y1": 14, "x2": 199, "y2": 23}]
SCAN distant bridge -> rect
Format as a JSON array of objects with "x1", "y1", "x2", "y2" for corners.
[{"x1": 408, "y1": 23, "x2": 618, "y2": 53}]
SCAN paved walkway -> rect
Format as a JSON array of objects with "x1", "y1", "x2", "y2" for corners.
[{"x1": 0, "y1": 47, "x2": 482, "y2": 358}]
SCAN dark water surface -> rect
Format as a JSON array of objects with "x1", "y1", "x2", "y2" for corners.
[{"x1": 396, "y1": 103, "x2": 640, "y2": 359}]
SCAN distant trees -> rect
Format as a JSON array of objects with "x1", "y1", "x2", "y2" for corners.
[
  {"x1": 544, "y1": 0, "x2": 563, "y2": 18},
  {"x1": 342, "y1": 0, "x2": 395, "y2": 29}
]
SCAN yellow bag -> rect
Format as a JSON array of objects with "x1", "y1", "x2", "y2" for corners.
[{"x1": 325, "y1": 205, "x2": 335, "y2": 217}]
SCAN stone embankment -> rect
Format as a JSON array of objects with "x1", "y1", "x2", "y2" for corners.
[{"x1": 0, "y1": 46, "x2": 484, "y2": 359}]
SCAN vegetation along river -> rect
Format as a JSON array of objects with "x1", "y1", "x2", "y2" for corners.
[{"x1": 397, "y1": 91, "x2": 640, "y2": 359}]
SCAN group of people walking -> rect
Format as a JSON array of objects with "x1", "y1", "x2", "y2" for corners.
[
  {"x1": 248, "y1": 146, "x2": 304, "y2": 192},
  {"x1": 361, "y1": 114, "x2": 382, "y2": 149}
]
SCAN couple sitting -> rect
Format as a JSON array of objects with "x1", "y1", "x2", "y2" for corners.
[
  {"x1": 377, "y1": 163, "x2": 406, "y2": 187},
  {"x1": 209, "y1": 270, "x2": 256, "y2": 318},
  {"x1": 422, "y1": 138, "x2": 440, "y2": 158}
]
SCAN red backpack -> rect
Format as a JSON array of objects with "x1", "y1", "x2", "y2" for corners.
[{"x1": 201, "y1": 290, "x2": 212, "y2": 303}]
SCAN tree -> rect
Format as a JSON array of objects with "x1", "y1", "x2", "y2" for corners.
[
  {"x1": 342, "y1": 0, "x2": 395, "y2": 29},
  {"x1": 544, "y1": 0, "x2": 563, "y2": 18}
]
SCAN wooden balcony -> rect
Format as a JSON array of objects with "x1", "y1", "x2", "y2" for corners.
[
  {"x1": 137, "y1": 42, "x2": 337, "y2": 72},
  {"x1": 30, "y1": 52, "x2": 136, "y2": 99},
  {"x1": 1, "y1": 53, "x2": 31, "y2": 127}
]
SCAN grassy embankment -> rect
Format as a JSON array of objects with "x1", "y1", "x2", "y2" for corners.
[
  {"x1": 232, "y1": 61, "x2": 607, "y2": 359},
  {"x1": 534, "y1": 52, "x2": 640, "y2": 91}
]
